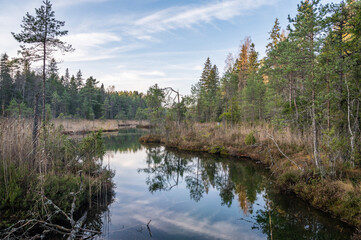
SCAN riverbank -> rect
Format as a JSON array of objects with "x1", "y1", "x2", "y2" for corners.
[
  {"x1": 0, "y1": 118, "x2": 114, "y2": 238},
  {"x1": 140, "y1": 122, "x2": 361, "y2": 231},
  {"x1": 52, "y1": 119, "x2": 151, "y2": 134}
]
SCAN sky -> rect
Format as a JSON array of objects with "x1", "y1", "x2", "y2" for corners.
[{"x1": 0, "y1": 0, "x2": 340, "y2": 94}]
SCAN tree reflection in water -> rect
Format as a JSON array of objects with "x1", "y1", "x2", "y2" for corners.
[{"x1": 138, "y1": 146, "x2": 355, "y2": 239}]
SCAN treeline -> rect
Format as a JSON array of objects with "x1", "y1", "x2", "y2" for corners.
[
  {"x1": 0, "y1": 56, "x2": 147, "y2": 120},
  {"x1": 148, "y1": 0, "x2": 361, "y2": 171}
]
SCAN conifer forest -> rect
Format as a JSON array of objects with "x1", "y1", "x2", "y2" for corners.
[{"x1": 1, "y1": 0, "x2": 361, "y2": 239}]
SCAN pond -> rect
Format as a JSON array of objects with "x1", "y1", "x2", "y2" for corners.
[{"x1": 97, "y1": 129, "x2": 355, "y2": 239}]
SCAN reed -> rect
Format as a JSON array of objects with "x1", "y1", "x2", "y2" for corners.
[
  {"x1": 52, "y1": 119, "x2": 150, "y2": 134},
  {"x1": 0, "y1": 118, "x2": 114, "y2": 231}
]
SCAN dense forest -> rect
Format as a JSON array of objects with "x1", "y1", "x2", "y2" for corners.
[{"x1": 0, "y1": 57, "x2": 147, "y2": 120}]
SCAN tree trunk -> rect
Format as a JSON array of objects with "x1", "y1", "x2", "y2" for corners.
[
  {"x1": 345, "y1": 80, "x2": 355, "y2": 167},
  {"x1": 312, "y1": 89, "x2": 321, "y2": 170},
  {"x1": 32, "y1": 94, "x2": 39, "y2": 167},
  {"x1": 42, "y1": 41, "x2": 46, "y2": 123},
  {"x1": 293, "y1": 88, "x2": 299, "y2": 123}
]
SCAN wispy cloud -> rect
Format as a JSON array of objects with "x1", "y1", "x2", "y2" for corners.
[
  {"x1": 64, "y1": 32, "x2": 121, "y2": 47},
  {"x1": 53, "y1": 0, "x2": 108, "y2": 8},
  {"x1": 100, "y1": 69, "x2": 195, "y2": 93},
  {"x1": 126, "y1": 0, "x2": 279, "y2": 38},
  {"x1": 56, "y1": 32, "x2": 125, "y2": 62},
  {"x1": 101, "y1": 69, "x2": 166, "y2": 83}
]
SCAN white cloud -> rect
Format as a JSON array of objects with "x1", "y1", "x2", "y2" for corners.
[
  {"x1": 55, "y1": 32, "x2": 125, "y2": 62},
  {"x1": 99, "y1": 70, "x2": 194, "y2": 93},
  {"x1": 53, "y1": 0, "x2": 108, "y2": 8},
  {"x1": 126, "y1": 0, "x2": 280, "y2": 37},
  {"x1": 102, "y1": 70, "x2": 166, "y2": 83},
  {"x1": 62, "y1": 32, "x2": 121, "y2": 49}
]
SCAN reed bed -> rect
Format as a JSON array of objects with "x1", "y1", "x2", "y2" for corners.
[
  {"x1": 0, "y1": 118, "x2": 33, "y2": 167},
  {"x1": 52, "y1": 119, "x2": 150, "y2": 134},
  {"x1": 0, "y1": 118, "x2": 114, "y2": 233},
  {"x1": 155, "y1": 121, "x2": 313, "y2": 169}
]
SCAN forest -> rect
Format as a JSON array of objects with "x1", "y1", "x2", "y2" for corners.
[
  {"x1": 1, "y1": 0, "x2": 361, "y2": 237},
  {"x1": 0, "y1": 58, "x2": 147, "y2": 120},
  {"x1": 144, "y1": 0, "x2": 361, "y2": 172},
  {"x1": 139, "y1": 0, "x2": 361, "y2": 229}
]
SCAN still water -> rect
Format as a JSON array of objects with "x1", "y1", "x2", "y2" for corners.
[{"x1": 98, "y1": 129, "x2": 354, "y2": 240}]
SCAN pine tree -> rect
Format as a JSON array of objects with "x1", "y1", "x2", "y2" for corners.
[
  {"x1": 288, "y1": 0, "x2": 326, "y2": 171},
  {"x1": 266, "y1": 18, "x2": 282, "y2": 51},
  {"x1": 12, "y1": 0, "x2": 73, "y2": 122}
]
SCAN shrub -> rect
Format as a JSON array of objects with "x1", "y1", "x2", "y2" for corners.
[
  {"x1": 277, "y1": 170, "x2": 301, "y2": 189},
  {"x1": 245, "y1": 132, "x2": 256, "y2": 145}
]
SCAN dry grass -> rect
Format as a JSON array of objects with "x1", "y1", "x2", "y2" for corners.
[
  {"x1": 52, "y1": 119, "x2": 150, "y2": 133},
  {"x1": 142, "y1": 121, "x2": 361, "y2": 228},
  {"x1": 161, "y1": 121, "x2": 313, "y2": 169},
  {"x1": 0, "y1": 118, "x2": 33, "y2": 166}
]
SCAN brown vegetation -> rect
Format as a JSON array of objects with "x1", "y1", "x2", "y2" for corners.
[
  {"x1": 52, "y1": 119, "x2": 150, "y2": 134},
  {"x1": 0, "y1": 118, "x2": 114, "y2": 234},
  {"x1": 140, "y1": 122, "x2": 361, "y2": 228}
]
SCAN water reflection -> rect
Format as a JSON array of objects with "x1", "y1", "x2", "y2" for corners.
[
  {"x1": 97, "y1": 133, "x2": 355, "y2": 240},
  {"x1": 103, "y1": 129, "x2": 147, "y2": 153},
  {"x1": 137, "y1": 145, "x2": 354, "y2": 239},
  {"x1": 138, "y1": 146, "x2": 266, "y2": 212}
]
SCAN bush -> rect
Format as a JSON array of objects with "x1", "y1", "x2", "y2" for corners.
[
  {"x1": 209, "y1": 145, "x2": 226, "y2": 154},
  {"x1": 277, "y1": 170, "x2": 301, "y2": 189},
  {"x1": 245, "y1": 132, "x2": 256, "y2": 145}
]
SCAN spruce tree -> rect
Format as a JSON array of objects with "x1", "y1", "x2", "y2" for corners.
[
  {"x1": 0, "y1": 54, "x2": 13, "y2": 115},
  {"x1": 76, "y1": 70, "x2": 83, "y2": 89}
]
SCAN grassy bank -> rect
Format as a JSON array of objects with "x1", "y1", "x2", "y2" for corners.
[
  {"x1": 140, "y1": 122, "x2": 361, "y2": 229},
  {"x1": 52, "y1": 119, "x2": 150, "y2": 134},
  {"x1": 0, "y1": 118, "x2": 114, "y2": 238}
]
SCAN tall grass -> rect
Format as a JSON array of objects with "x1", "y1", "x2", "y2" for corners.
[
  {"x1": 0, "y1": 118, "x2": 114, "y2": 230},
  {"x1": 163, "y1": 121, "x2": 312, "y2": 160}
]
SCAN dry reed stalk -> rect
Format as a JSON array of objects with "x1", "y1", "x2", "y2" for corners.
[
  {"x1": 52, "y1": 119, "x2": 150, "y2": 133},
  {"x1": 0, "y1": 118, "x2": 33, "y2": 165},
  {"x1": 172, "y1": 121, "x2": 312, "y2": 156}
]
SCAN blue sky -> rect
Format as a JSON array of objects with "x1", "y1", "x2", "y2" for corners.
[{"x1": 0, "y1": 0, "x2": 340, "y2": 94}]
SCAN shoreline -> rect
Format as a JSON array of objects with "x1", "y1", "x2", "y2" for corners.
[
  {"x1": 52, "y1": 119, "x2": 151, "y2": 135},
  {"x1": 139, "y1": 123, "x2": 361, "y2": 231}
]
